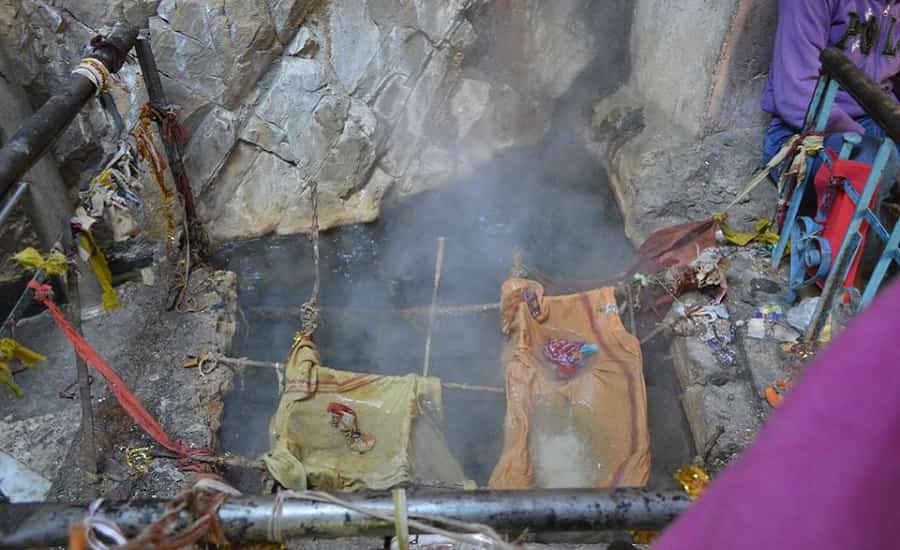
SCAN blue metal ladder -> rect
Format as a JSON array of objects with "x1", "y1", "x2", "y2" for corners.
[{"x1": 772, "y1": 72, "x2": 900, "y2": 341}]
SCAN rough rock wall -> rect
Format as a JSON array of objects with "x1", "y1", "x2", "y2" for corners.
[
  {"x1": 589, "y1": 0, "x2": 779, "y2": 244},
  {"x1": 0, "y1": 0, "x2": 608, "y2": 243}
]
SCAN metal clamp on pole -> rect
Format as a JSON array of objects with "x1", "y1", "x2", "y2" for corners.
[{"x1": 0, "y1": 25, "x2": 140, "y2": 197}]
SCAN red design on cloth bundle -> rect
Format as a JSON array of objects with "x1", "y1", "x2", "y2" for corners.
[
  {"x1": 542, "y1": 338, "x2": 599, "y2": 380},
  {"x1": 327, "y1": 402, "x2": 376, "y2": 453}
]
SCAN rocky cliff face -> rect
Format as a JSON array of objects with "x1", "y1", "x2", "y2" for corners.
[
  {"x1": 1, "y1": 0, "x2": 612, "y2": 242},
  {"x1": 587, "y1": 0, "x2": 778, "y2": 244}
]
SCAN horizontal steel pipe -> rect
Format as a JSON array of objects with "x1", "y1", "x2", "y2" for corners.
[
  {"x1": 0, "y1": 25, "x2": 139, "y2": 197},
  {"x1": 820, "y1": 47, "x2": 900, "y2": 143},
  {"x1": 0, "y1": 489, "x2": 690, "y2": 548}
]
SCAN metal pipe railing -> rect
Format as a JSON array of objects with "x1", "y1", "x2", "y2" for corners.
[
  {"x1": 0, "y1": 270, "x2": 45, "y2": 341},
  {"x1": 820, "y1": 47, "x2": 900, "y2": 143},
  {"x1": 0, "y1": 180, "x2": 28, "y2": 227},
  {"x1": 0, "y1": 488, "x2": 690, "y2": 548},
  {"x1": 0, "y1": 25, "x2": 139, "y2": 197}
]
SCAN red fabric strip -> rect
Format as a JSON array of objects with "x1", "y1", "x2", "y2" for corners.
[{"x1": 28, "y1": 280, "x2": 194, "y2": 459}]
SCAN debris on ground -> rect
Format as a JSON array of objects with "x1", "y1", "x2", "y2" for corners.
[
  {"x1": 673, "y1": 464, "x2": 711, "y2": 500},
  {"x1": 0, "y1": 262, "x2": 237, "y2": 503},
  {"x1": 747, "y1": 305, "x2": 799, "y2": 343},
  {"x1": 669, "y1": 244, "x2": 794, "y2": 471},
  {"x1": 662, "y1": 247, "x2": 729, "y2": 303},
  {"x1": 763, "y1": 379, "x2": 793, "y2": 409},
  {"x1": 785, "y1": 296, "x2": 820, "y2": 333}
]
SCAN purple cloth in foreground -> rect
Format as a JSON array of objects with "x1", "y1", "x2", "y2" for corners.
[{"x1": 653, "y1": 281, "x2": 900, "y2": 550}]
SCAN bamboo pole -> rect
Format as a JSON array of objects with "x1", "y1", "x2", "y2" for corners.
[
  {"x1": 422, "y1": 237, "x2": 445, "y2": 377},
  {"x1": 195, "y1": 354, "x2": 505, "y2": 395}
]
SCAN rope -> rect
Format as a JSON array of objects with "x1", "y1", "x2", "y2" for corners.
[
  {"x1": 134, "y1": 107, "x2": 177, "y2": 257},
  {"x1": 143, "y1": 103, "x2": 187, "y2": 146},
  {"x1": 89, "y1": 476, "x2": 237, "y2": 550},
  {"x1": 299, "y1": 177, "x2": 321, "y2": 337},
  {"x1": 721, "y1": 133, "x2": 823, "y2": 213},
  {"x1": 71, "y1": 57, "x2": 110, "y2": 97},
  {"x1": 167, "y1": 215, "x2": 215, "y2": 314},
  {"x1": 294, "y1": 112, "x2": 355, "y2": 338},
  {"x1": 26, "y1": 280, "x2": 210, "y2": 469},
  {"x1": 141, "y1": 102, "x2": 209, "y2": 261},
  {"x1": 83, "y1": 499, "x2": 128, "y2": 550}
]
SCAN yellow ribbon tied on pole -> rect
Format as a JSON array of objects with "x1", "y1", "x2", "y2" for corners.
[
  {"x1": 79, "y1": 231, "x2": 122, "y2": 311},
  {"x1": 13, "y1": 247, "x2": 69, "y2": 277},
  {"x1": 0, "y1": 338, "x2": 46, "y2": 398}
]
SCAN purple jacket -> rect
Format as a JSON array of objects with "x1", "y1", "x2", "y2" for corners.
[{"x1": 761, "y1": 0, "x2": 900, "y2": 134}]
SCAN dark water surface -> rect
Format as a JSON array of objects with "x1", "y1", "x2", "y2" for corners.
[{"x1": 212, "y1": 139, "x2": 693, "y2": 487}]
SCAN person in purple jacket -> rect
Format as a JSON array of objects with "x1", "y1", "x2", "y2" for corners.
[{"x1": 763, "y1": 0, "x2": 900, "y2": 164}]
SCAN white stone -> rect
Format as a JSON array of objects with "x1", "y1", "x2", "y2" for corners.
[
  {"x1": 450, "y1": 78, "x2": 491, "y2": 140},
  {"x1": 0, "y1": 448, "x2": 51, "y2": 502},
  {"x1": 285, "y1": 26, "x2": 319, "y2": 57},
  {"x1": 329, "y1": 0, "x2": 380, "y2": 93},
  {"x1": 207, "y1": 145, "x2": 303, "y2": 240}
]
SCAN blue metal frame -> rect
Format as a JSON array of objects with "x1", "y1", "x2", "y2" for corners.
[
  {"x1": 804, "y1": 137, "x2": 895, "y2": 341},
  {"x1": 824, "y1": 139, "x2": 893, "y2": 295},
  {"x1": 771, "y1": 71, "x2": 900, "y2": 340},
  {"x1": 772, "y1": 77, "x2": 842, "y2": 265}
]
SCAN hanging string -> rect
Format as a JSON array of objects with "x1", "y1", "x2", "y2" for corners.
[
  {"x1": 299, "y1": 178, "x2": 321, "y2": 337},
  {"x1": 134, "y1": 106, "x2": 177, "y2": 258}
]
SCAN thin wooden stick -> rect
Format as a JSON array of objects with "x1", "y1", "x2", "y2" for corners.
[
  {"x1": 627, "y1": 285, "x2": 637, "y2": 336},
  {"x1": 422, "y1": 237, "x2": 445, "y2": 378},
  {"x1": 406, "y1": 302, "x2": 500, "y2": 317},
  {"x1": 198, "y1": 354, "x2": 505, "y2": 395},
  {"x1": 251, "y1": 302, "x2": 500, "y2": 320},
  {"x1": 67, "y1": 267, "x2": 98, "y2": 490},
  {"x1": 440, "y1": 382, "x2": 505, "y2": 395}
]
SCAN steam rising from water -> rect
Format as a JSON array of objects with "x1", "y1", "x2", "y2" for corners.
[{"x1": 215, "y1": 0, "x2": 640, "y2": 485}]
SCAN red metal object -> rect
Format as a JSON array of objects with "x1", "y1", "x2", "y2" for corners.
[{"x1": 812, "y1": 155, "x2": 875, "y2": 290}]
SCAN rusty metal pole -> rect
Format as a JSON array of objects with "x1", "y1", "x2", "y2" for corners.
[
  {"x1": 0, "y1": 46, "x2": 102, "y2": 310},
  {"x1": 0, "y1": 45, "x2": 73, "y2": 252},
  {"x1": 0, "y1": 25, "x2": 139, "y2": 198},
  {"x1": 820, "y1": 47, "x2": 900, "y2": 143},
  {"x1": 133, "y1": 30, "x2": 208, "y2": 258}
]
